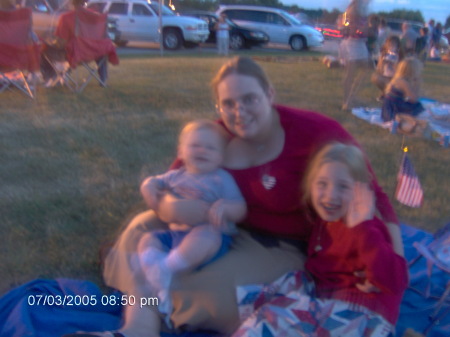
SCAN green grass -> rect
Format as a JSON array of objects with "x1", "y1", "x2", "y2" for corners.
[{"x1": 1, "y1": 51, "x2": 449, "y2": 295}]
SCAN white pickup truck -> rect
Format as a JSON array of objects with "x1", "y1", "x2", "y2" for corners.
[
  {"x1": 87, "y1": 0, "x2": 210, "y2": 49},
  {"x1": 18, "y1": 0, "x2": 119, "y2": 41}
]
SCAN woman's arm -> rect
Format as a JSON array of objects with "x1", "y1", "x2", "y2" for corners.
[
  {"x1": 140, "y1": 177, "x2": 210, "y2": 225},
  {"x1": 209, "y1": 199, "x2": 247, "y2": 232},
  {"x1": 157, "y1": 194, "x2": 210, "y2": 225}
]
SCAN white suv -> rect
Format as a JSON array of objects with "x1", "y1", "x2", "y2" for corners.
[
  {"x1": 216, "y1": 5, "x2": 324, "y2": 51},
  {"x1": 88, "y1": 0, "x2": 209, "y2": 50}
]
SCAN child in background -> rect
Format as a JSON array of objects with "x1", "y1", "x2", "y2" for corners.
[
  {"x1": 215, "y1": 13, "x2": 230, "y2": 56},
  {"x1": 138, "y1": 119, "x2": 246, "y2": 316},
  {"x1": 233, "y1": 142, "x2": 407, "y2": 336},
  {"x1": 371, "y1": 35, "x2": 403, "y2": 100},
  {"x1": 382, "y1": 57, "x2": 424, "y2": 121}
]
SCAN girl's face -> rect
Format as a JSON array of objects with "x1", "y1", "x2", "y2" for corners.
[
  {"x1": 311, "y1": 161, "x2": 355, "y2": 222},
  {"x1": 216, "y1": 74, "x2": 274, "y2": 141},
  {"x1": 178, "y1": 128, "x2": 224, "y2": 174}
]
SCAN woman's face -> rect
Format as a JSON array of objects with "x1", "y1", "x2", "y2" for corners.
[
  {"x1": 311, "y1": 161, "x2": 355, "y2": 222},
  {"x1": 216, "y1": 74, "x2": 274, "y2": 140}
]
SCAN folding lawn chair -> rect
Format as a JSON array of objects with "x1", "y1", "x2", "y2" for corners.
[
  {"x1": 50, "y1": 8, "x2": 118, "y2": 93},
  {"x1": 0, "y1": 7, "x2": 41, "y2": 99}
]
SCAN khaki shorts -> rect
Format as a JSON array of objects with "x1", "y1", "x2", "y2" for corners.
[{"x1": 103, "y1": 210, "x2": 306, "y2": 334}]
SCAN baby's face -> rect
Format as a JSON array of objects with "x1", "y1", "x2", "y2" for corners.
[{"x1": 179, "y1": 128, "x2": 224, "y2": 174}]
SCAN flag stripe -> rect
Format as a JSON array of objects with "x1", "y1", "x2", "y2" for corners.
[{"x1": 395, "y1": 153, "x2": 423, "y2": 208}]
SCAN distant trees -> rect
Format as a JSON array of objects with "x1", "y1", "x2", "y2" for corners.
[
  {"x1": 173, "y1": 0, "x2": 439, "y2": 28},
  {"x1": 376, "y1": 9, "x2": 424, "y2": 23}
]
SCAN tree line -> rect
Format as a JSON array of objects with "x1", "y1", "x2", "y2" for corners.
[{"x1": 173, "y1": 0, "x2": 450, "y2": 28}]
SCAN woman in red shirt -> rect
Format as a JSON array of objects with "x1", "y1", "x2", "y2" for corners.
[{"x1": 68, "y1": 57, "x2": 403, "y2": 337}]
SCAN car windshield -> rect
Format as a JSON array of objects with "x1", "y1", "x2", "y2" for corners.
[
  {"x1": 280, "y1": 11, "x2": 302, "y2": 25},
  {"x1": 149, "y1": 3, "x2": 175, "y2": 16},
  {"x1": 225, "y1": 18, "x2": 237, "y2": 27},
  {"x1": 54, "y1": 0, "x2": 72, "y2": 12}
]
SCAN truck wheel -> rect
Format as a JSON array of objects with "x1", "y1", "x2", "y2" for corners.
[
  {"x1": 183, "y1": 41, "x2": 199, "y2": 49},
  {"x1": 163, "y1": 28, "x2": 182, "y2": 50}
]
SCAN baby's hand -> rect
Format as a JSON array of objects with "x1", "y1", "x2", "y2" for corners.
[
  {"x1": 345, "y1": 182, "x2": 375, "y2": 228},
  {"x1": 142, "y1": 177, "x2": 164, "y2": 210},
  {"x1": 208, "y1": 199, "x2": 227, "y2": 230}
]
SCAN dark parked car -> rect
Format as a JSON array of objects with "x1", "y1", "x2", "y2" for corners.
[{"x1": 180, "y1": 11, "x2": 269, "y2": 50}]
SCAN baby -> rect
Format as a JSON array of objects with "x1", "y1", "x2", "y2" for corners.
[{"x1": 138, "y1": 119, "x2": 247, "y2": 316}]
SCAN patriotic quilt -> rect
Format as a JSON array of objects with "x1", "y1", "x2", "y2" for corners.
[{"x1": 233, "y1": 271, "x2": 393, "y2": 337}]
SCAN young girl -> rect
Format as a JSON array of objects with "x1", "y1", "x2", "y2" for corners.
[
  {"x1": 233, "y1": 142, "x2": 408, "y2": 337},
  {"x1": 381, "y1": 57, "x2": 425, "y2": 122}
]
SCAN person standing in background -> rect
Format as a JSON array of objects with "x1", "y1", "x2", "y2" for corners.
[
  {"x1": 400, "y1": 21, "x2": 419, "y2": 56},
  {"x1": 366, "y1": 14, "x2": 380, "y2": 63},
  {"x1": 340, "y1": 0, "x2": 371, "y2": 110},
  {"x1": 215, "y1": 13, "x2": 230, "y2": 56},
  {"x1": 415, "y1": 27, "x2": 429, "y2": 63},
  {"x1": 377, "y1": 17, "x2": 391, "y2": 49}
]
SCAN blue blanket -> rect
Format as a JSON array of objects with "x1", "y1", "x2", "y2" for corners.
[{"x1": 1, "y1": 224, "x2": 448, "y2": 337}]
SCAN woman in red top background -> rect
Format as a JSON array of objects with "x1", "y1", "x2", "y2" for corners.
[{"x1": 70, "y1": 56, "x2": 404, "y2": 337}]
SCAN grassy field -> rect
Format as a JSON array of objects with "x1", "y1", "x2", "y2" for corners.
[{"x1": 1, "y1": 50, "x2": 449, "y2": 295}]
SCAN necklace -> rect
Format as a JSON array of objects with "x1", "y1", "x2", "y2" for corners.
[{"x1": 314, "y1": 222, "x2": 325, "y2": 252}]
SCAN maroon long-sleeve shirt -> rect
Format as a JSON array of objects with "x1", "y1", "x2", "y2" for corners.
[{"x1": 306, "y1": 217, "x2": 408, "y2": 324}]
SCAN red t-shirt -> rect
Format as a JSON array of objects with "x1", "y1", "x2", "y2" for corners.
[
  {"x1": 306, "y1": 217, "x2": 408, "y2": 324},
  {"x1": 170, "y1": 105, "x2": 399, "y2": 241}
]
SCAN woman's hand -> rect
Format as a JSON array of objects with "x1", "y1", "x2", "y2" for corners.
[
  {"x1": 157, "y1": 194, "x2": 210, "y2": 225},
  {"x1": 209, "y1": 199, "x2": 226, "y2": 229},
  {"x1": 140, "y1": 177, "x2": 164, "y2": 210},
  {"x1": 346, "y1": 182, "x2": 375, "y2": 228}
]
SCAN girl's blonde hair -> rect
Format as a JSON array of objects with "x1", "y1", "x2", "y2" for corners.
[
  {"x1": 386, "y1": 56, "x2": 422, "y2": 92},
  {"x1": 179, "y1": 119, "x2": 229, "y2": 149},
  {"x1": 302, "y1": 142, "x2": 371, "y2": 206},
  {"x1": 210, "y1": 56, "x2": 272, "y2": 100}
]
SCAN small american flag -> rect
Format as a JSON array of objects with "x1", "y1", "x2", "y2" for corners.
[{"x1": 395, "y1": 152, "x2": 423, "y2": 207}]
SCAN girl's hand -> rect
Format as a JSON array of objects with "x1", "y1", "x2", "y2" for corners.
[
  {"x1": 346, "y1": 182, "x2": 375, "y2": 228},
  {"x1": 354, "y1": 271, "x2": 381, "y2": 293}
]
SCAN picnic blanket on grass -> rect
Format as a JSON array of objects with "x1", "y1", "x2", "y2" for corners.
[
  {"x1": 1, "y1": 224, "x2": 448, "y2": 337},
  {"x1": 352, "y1": 99, "x2": 450, "y2": 147}
]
